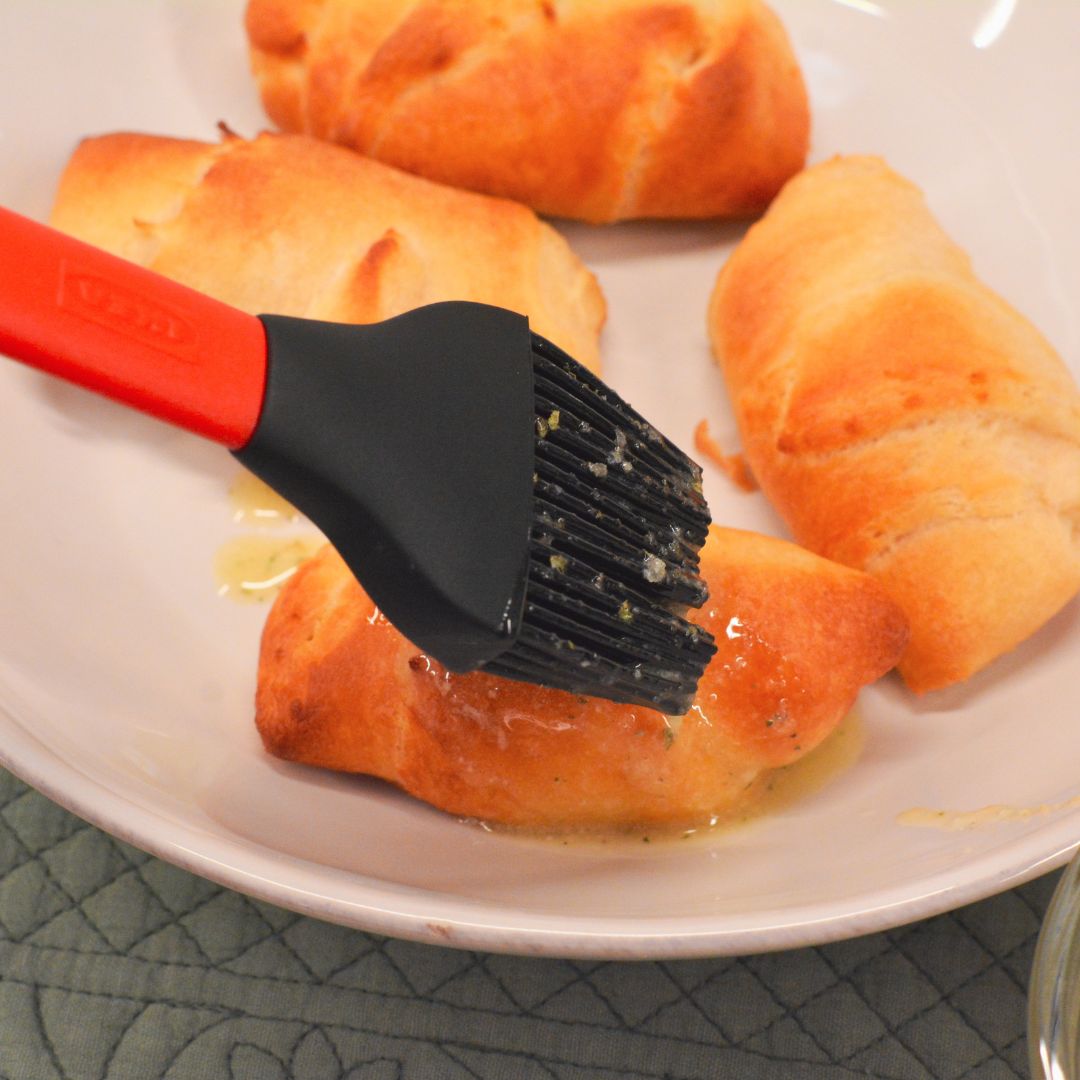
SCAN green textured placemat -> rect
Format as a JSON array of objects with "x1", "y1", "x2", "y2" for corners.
[{"x1": 0, "y1": 769, "x2": 1052, "y2": 1080}]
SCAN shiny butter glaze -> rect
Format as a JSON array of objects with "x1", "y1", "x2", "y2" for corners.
[
  {"x1": 256, "y1": 528, "x2": 906, "y2": 831},
  {"x1": 394, "y1": 543, "x2": 857, "y2": 830}
]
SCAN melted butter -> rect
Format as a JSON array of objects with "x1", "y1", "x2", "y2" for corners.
[
  {"x1": 486, "y1": 711, "x2": 865, "y2": 848},
  {"x1": 898, "y1": 794, "x2": 1080, "y2": 831},
  {"x1": 413, "y1": 569, "x2": 865, "y2": 845},
  {"x1": 228, "y1": 470, "x2": 300, "y2": 525},
  {"x1": 215, "y1": 535, "x2": 323, "y2": 603},
  {"x1": 744, "y1": 708, "x2": 865, "y2": 824},
  {"x1": 664, "y1": 709, "x2": 865, "y2": 844}
]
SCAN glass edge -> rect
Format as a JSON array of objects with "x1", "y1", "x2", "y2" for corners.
[{"x1": 1031, "y1": 854, "x2": 1080, "y2": 1079}]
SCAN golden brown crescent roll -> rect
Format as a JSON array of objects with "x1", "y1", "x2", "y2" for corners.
[
  {"x1": 244, "y1": 0, "x2": 810, "y2": 223},
  {"x1": 256, "y1": 527, "x2": 908, "y2": 830},
  {"x1": 709, "y1": 155, "x2": 1080, "y2": 693},
  {"x1": 49, "y1": 130, "x2": 605, "y2": 371}
]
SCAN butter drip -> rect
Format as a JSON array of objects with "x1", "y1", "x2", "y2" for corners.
[
  {"x1": 228, "y1": 471, "x2": 300, "y2": 524},
  {"x1": 217, "y1": 470, "x2": 320, "y2": 602},
  {"x1": 898, "y1": 795, "x2": 1080, "y2": 831},
  {"x1": 215, "y1": 536, "x2": 324, "y2": 603}
]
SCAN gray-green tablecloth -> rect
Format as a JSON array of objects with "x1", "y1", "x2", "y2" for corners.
[{"x1": 0, "y1": 769, "x2": 1049, "y2": 1079}]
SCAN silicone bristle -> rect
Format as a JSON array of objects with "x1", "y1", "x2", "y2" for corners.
[{"x1": 481, "y1": 335, "x2": 717, "y2": 714}]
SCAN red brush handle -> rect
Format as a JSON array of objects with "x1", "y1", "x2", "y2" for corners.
[{"x1": 0, "y1": 206, "x2": 267, "y2": 448}]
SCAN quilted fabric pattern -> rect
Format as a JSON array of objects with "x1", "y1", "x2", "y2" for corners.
[{"x1": 0, "y1": 769, "x2": 1053, "y2": 1079}]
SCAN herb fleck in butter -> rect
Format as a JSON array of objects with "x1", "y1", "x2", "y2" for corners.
[{"x1": 214, "y1": 536, "x2": 323, "y2": 603}]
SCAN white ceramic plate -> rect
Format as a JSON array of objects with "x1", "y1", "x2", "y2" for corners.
[{"x1": 0, "y1": 0, "x2": 1077, "y2": 959}]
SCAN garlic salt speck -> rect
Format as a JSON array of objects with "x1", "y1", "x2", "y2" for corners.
[{"x1": 643, "y1": 554, "x2": 667, "y2": 583}]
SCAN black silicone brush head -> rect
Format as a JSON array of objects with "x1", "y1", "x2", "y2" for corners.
[
  {"x1": 237, "y1": 302, "x2": 715, "y2": 715},
  {"x1": 481, "y1": 335, "x2": 716, "y2": 715}
]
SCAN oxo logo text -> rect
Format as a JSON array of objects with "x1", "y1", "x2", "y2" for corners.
[{"x1": 58, "y1": 262, "x2": 197, "y2": 361}]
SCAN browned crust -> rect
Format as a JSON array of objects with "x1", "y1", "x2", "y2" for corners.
[
  {"x1": 708, "y1": 155, "x2": 1080, "y2": 691},
  {"x1": 255, "y1": 527, "x2": 908, "y2": 830},
  {"x1": 49, "y1": 129, "x2": 605, "y2": 371},
  {"x1": 244, "y1": 0, "x2": 810, "y2": 223}
]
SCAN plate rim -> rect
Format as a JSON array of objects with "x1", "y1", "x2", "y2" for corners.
[{"x1": 4, "y1": 703, "x2": 1077, "y2": 959}]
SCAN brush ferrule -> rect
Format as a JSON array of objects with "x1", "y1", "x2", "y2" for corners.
[{"x1": 235, "y1": 305, "x2": 535, "y2": 671}]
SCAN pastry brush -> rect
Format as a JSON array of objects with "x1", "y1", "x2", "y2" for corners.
[{"x1": 0, "y1": 206, "x2": 716, "y2": 713}]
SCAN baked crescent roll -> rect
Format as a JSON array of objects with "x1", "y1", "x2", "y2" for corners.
[
  {"x1": 49, "y1": 130, "x2": 605, "y2": 371},
  {"x1": 709, "y1": 155, "x2": 1080, "y2": 692},
  {"x1": 244, "y1": 0, "x2": 810, "y2": 223},
  {"x1": 256, "y1": 528, "x2": 908, "y2": 830}
]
